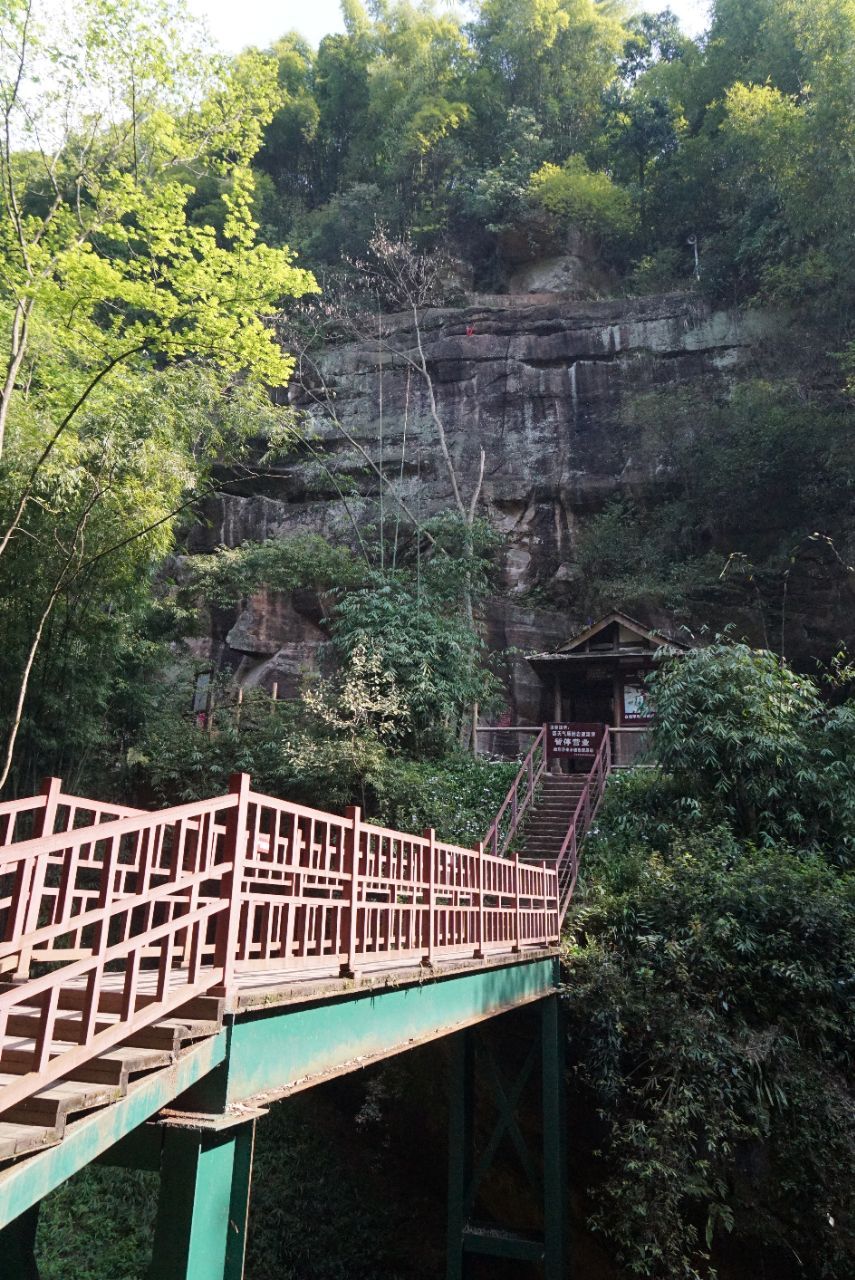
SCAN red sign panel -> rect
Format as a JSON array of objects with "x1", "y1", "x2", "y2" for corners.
[{"x1": 548, "y1": 722, "x2": 605, "y2": 759}]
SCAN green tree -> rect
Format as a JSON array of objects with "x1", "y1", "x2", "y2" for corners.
[
  {"x1": 0, "y1": 0, "x2": 317, "y2": 791},
  {"x1": 471, "y1": 0, "x2": 626, "y2": 149},
  {"x1": 528, "y1": 155, "x2": 637, "y2": 247},
  {"x1": 648, "y1": 642, "x2": 855, "y2": 860},
  {"x1": 563, "y1": 642, "x2": 855, "y2": 1278}
]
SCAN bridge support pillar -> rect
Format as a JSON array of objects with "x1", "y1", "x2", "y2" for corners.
[
  {"x1": 446, "y1": 994, "x2": 567, "y2": 1280},
  {"x1": 148, "y1": 1120, "x2": 255, "y2": 1280},
  {"x1": 0, "y1": 1203, "x2": 40, "y2": 1279}
]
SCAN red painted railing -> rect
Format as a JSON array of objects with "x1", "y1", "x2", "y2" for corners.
[
  {"x1": 0, "y1": 775, "x2": 559, "y2": 1118},
  {"x1": 0, "y1": 776, "x2": 141, "y2": 849},
  {"x1": 554, "y1": 730, "x2": 612, "y2": 915},
  {"x1": 483, "y1": 726, "x2": 547, "y2": 859}
]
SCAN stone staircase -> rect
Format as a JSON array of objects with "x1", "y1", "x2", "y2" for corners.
[{"x1": 518, "y1": 773, "x2": 589, "y2": 866}]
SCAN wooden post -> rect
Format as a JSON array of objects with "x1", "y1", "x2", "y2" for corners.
[
  {"x1": 513, "y1": 850, "x2": 521, "y2": 953},
  {"x1": 341, "y1": 805, "x2": 361, "y2": 978},
  {"x1": 472, "y1": 702, "x2": 479, "y2": 756},
  {"x1": 11, "y1": 776, "x2": 62, "y2": 978},
  {"x1": 213, "y1": 772, "x2": 250, "y2": 996},
  {"x1": 423, "y1": 827, "x2": 436, "y2": 965},
  {"x1": 542, "y1": 995, "x2": 567, "y2": 1280},
  {"x1": 475, "y1": 841, "x2": 485, "y2": 959}
]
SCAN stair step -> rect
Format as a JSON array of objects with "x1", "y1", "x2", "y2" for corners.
[
  {"x1": 530, "y1": 805, "x2": 581, "y2": 814},
  {"x1": 0, "y1": 1119, "x2": 61, "y2": 1159},
  {"x1": 0, "y1": 984, "x2": 225, "y2": 1027},
  {"x1": 5, "y1": 1010, "x2": 219, "y2": 1053},
  {"x1": 0, "y1": 1073, "x2": 122, "y2": 1128},
  {"x1": 527, "y1": 813, "x2": 575, "y2": 820},
  {"x1": 0, "y1": 1040, "x2": 173, "y2": 1086},
  {"x1": 534, "y1": 796, "x2": 586, "y2": 805}
]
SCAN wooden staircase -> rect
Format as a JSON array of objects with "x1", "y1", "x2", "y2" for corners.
[
  {"x1": 481, "y1": 725, "x2": 612, "y2": 917},
  {"x1": 517, "y1": 774, "x2": 589, "y2": 865},
  {"x1": 0, "y1": 991, "x2": 222, "y2": 1163}
]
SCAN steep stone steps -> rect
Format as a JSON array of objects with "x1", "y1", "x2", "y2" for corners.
[{"x1": 517, "y1": 771, "x2": 593, "y2": 865}]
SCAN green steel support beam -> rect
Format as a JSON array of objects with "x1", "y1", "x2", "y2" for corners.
[
  {"x1": 224, "y1": 1120, "x2": 255, "y2": 1280},
  {"x1": 447, "y1": 1029, "x2": 474, "y2": 1280},
  {"x1": 96, "y1": 1122, "x2": 163, "y2": 1172},
  {"x1": 542, "y1": 994, "x2": 567, "y2": 1280},
  {"x1": 0, "y1": 1204, "x2": 40, "y2": 1279},
  {"x1": 182, "y1": 956, "x2": 558, "y2": 1113},
  {"x1": 147, "y1": 1121, "x2": 255, "y2": 1280},
  {"x1": 0, "y1": 1033, "x2": 226, "y2": 1232},
  {"x1": 446, "y1": 995, "x2": 567, "y2": 1280},
  {"x1": 463, "y1": 1228, "x2": 544, "y2": 1262},
  {"x1": 0, "y1": 958, "x2": 559, "y2": 1279}
]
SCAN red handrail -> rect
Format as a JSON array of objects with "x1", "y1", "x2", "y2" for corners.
[
  {"x1": 482, "y1": 725, "x2": 548, "y2": 859},
  {"x1": 0, "y1": 774, "x2": 560, "y2": 1119},
  {"x1": 554, "y1": 731, "x2": 612, "y2": 917}
]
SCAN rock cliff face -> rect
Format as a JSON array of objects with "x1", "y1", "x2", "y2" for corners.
[{"x1": 193, "y1": 292, "x2": 773, "y2": 718}]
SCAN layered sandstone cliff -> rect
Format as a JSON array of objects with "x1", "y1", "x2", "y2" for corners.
[{"x1": 191, "y1": 291, "x2": 775, "y2": 717}]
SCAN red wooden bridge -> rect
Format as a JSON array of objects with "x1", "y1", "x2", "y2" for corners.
[{"x1": 0, "y1": 725, "x2": 614, "y2": 1280}]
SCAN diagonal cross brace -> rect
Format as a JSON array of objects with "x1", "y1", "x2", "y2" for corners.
[{"x1": 466, "y1": 1038, "x2": 541, "y2": 1214}]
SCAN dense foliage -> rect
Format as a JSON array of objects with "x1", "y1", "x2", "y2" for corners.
[
  {"x1": 573, "y1": 378, "x2": 855, "y2": 624},
  {"x1": 241, "y1": 0, "x2": 855, "y2": 325},
  {"x1": 564, "y1": 646, "x2": 855, "y2": 1278},
  {"x1": 0, "y1": 0, "x2": 316, "y2": 794},
  {"x1": 131, "y1": 523, "x2": 507, "y2": 825}
]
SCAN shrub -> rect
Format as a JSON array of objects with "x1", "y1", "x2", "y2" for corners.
[
  {"x1": 565, "y1": 781, "x2": 855, "y2": 1279},
  {"x1": 528, "y1": 156, "x2": 637, "y2": 245}
]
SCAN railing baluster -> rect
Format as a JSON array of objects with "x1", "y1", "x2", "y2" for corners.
[
  {"x1": 513, "y1": 850, "x2": 521, "y2": 953},
  {"x1": 213, "y1": 773, "x2": 250, "y2": 995},
  {"x1": 6, "y1": 777, "x2": 60, "y2": 979},
  {"x1": 341, "y1": 805, "x2": 360, "y2": 978},
  {"x1": 475, "y1": 842, "x2": 485, "y2": 959},
  {"x1": 424, "y1": 827, "x2": 436, "y2": 965}
]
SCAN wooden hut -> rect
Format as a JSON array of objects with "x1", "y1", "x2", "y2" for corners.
[{"x1": 526, "y1": 612, "x2": 692, "y2": 765}]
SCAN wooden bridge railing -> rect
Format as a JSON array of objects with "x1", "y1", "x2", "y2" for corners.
[
  {"x1": 0, "y1": 776, "x2": 559, "y2": 1119},
  {"x1": 0, "y1": 776, "x2": 142, "y2": 849},
  {"x1": 482, "y1": 725, "x2": 547, "y2": 859}
]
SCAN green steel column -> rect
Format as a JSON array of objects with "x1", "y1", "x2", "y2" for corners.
[
  {"x1": 447, "y1": 1029, "x2": 474, "y2": 1280},
  {"x1": 148, "y1": 1121, "x2": 255, "y2": 1280},
  {"x1": 0, "y1": 1204, "x2": 40, "y2": 1279},
  {"x1": 224, "y1": 1121, "x2": 255, "y2": 1280},
  {"x1": 542, "y1": 995, "x2": 567, "y2": 1280}
]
